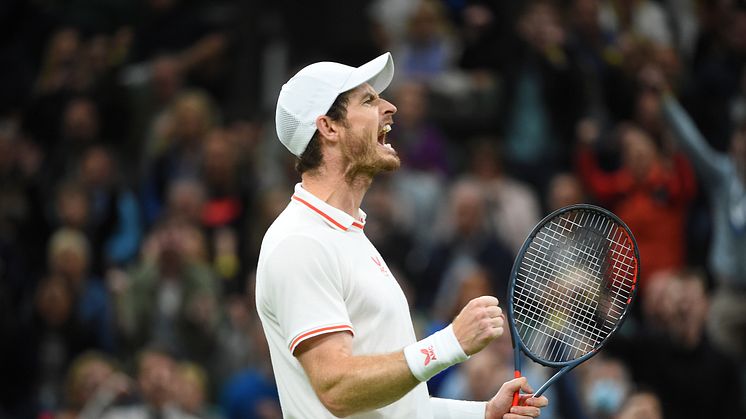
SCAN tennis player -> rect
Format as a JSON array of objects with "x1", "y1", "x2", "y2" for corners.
[{"x1": 255, "y1": 52, "x2": 548, "y2": 418}]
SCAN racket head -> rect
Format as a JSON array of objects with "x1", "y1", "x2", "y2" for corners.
[{"x1": 507, "y1": 204, "x2": 640, "y2": 369}]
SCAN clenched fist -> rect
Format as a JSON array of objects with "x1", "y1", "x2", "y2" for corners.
[{"x1": 451, "y1": 296, "x2": 504, "y2": 355}]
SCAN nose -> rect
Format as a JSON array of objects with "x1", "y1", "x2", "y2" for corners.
[{"x1": 381, "y1": 98, "x2": 397, "y2": 116}]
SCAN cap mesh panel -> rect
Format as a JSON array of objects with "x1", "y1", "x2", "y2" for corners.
[{"x1": 277, "y1": 105, "x2": 301, "y2": 146}]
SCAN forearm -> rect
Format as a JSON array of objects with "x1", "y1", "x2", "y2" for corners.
[
  {"x1": 661, "y1": 94, "x2": 725, "y2": 182},
  {"x1": 306, "y1": 350, "x2": 420, "y2": 417},
  {"x1": 299, "y1": 325, "x2": 470, "y2": 416},
  {"x1": 298, "y1": 298, "x2": 500, "y2": 417}
]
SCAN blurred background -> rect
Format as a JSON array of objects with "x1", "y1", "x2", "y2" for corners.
[{"x1": 0, "y1": 0, "x2": 745, "y2": 418}]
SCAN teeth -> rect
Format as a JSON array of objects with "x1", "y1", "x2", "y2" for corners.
[{"x1": 382, "y1": 124, "x2": 391, "y2": 133}]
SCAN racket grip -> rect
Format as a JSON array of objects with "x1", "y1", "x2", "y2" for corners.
[{"x1": 511, "y1": 370, "x2": 521, "y2": 407}]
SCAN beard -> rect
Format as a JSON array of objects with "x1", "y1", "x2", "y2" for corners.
[{"x1": 341, "y1": 127, "x2": 400, "y2": 183}]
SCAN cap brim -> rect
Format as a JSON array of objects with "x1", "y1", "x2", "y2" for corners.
[{"x1": 340, "y1": 52, "x2": 394, "y2": 94}]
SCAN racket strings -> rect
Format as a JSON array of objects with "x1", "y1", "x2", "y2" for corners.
[
  {"x1": 513, "y1": 210, "x2": 637, "y2": 363},
  {"x1": 522, "y1": 214, "x2": 611, "y2": 350},
  {"x1": 516, "y1": 223, "x2": 605, "y2": 360}
]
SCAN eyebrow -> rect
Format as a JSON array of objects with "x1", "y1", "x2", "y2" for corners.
[{"x1": 360, "y1": 90, "x2": 378, "y2": 103}]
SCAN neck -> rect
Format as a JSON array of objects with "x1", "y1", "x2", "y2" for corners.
[{"x1": 301, "y1": 168, "x2": 372, "y2": 218}]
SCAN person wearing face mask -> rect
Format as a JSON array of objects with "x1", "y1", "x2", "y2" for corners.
[{"x1": 579, "y1": 357, "x2": 631, "y2": 419}]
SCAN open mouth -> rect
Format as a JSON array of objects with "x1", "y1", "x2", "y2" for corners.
[{"x1": 378, "y1": 124, "x2": 393, "y2": 148}]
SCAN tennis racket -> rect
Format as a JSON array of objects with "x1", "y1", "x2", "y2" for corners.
[{"x1": 507, "y1": 204, "x2": 640, "y2": 406}]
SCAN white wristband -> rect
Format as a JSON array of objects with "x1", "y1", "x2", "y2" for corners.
[{"x1": 404, "y1": 324, "x2": 469, "y2": 382}]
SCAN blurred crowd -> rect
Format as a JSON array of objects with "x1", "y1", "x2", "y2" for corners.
[{"x1": 0, "y1": 0, "x2": 745, "y2": 418}]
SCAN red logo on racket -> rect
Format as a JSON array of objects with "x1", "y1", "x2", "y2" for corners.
[{"x1": 420, "y1": 346, "x2": 437, "y2": 366}]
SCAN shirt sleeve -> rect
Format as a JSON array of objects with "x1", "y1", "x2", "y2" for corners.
[
  {"x1": 661, "y1": 94, "x2": 729, "y2": 185},
  {"x1": 263, "y1": 234, "x2": 354, "y2": 354},
  {"x1": 429, "y1": 398, "x2": 487, "y2": 418}
]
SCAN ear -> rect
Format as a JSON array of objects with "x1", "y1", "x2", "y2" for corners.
[{"x1": 315, "y1": 115, "x2": 342, "y2": 144}]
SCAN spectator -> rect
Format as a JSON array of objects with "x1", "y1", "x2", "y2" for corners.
[
  {"x1": 607, "y1": 269, "x2": 743, "y2": 419},
  {"x1": 101, "y1": 346, "x2": 200, "y2": 419},
  {"x1": 125, "y1": 54, "x2": 185, "y2": 162},
  {"x1": 216, "y1": 284, "x2": 280, "y2": 419},
  {"x1": 393, "y1": 0, "x2": 458, "y2": 82},
  {"x1": 546, "y1": 172, "x2": 586, "y2": 211},
  {"x1": 200, "y1": 128, "x2": 255, "y2": 290},
  {"x1": 387, "y1": 80, "x2": 451, "y2": 175},
  {"x1": 33, "y1": 28, "x2": 82, "y2": 96},
  {"x1": 129, "y1": 0, "x2": 217, "y2": 64},
  {"x1": 142, "y1": 89, "x2": 218, "y2": 224},
  {"x1": 48, "y1": 228, "x2": 116, "y2": 352},
  {"x1": 219, "y1": 369, "x2": 281, "y2": 419},
  {"x1": 114, "y1": 219, "x2": 220, "y2": 366},
  {"x1": 165, "y1": 178, "x2": 206, "y2": 226},
  {"x1": 661, "y1": 91, "x2": 746, "y2": 361},
  {"x1": 45, "y1": 97, "x2": 103, "y2": 187},
  {"x1": 575, "y1": 120, "x2": 697, "y2": 289},
  {"x1": 500, "y1": 0, "x2": 586, "y2": 189},
  {"x1": 688, "y1": 1, "x2": 746, "y2": 151},
  {"x1": 55, "y1": 181, "x2": 90, "y2": 232},
  {"x1": 0, "y1": 120, "x2": 48, "y2": 304},
  {"x1": 578, "y1": 356, "x2": 631, "y2": 419},
  {"x1": 77, "y1": 146, "x2": 142, "y2": 273},
  {"x1": 599, "y1": 0, "x2": 673, "y2": 47},
  {"x1": 467, "y1": 139, "x2": 541, "y2": 255},
  {"x1": 455, "y1": 2, "x2": 513, "y2": 74},
  {"x1": 566, "y1": 0, "x2": 630, "y2": 123},
  {"x1": 174, "y1": 361, "x2": 222, "y2": 419},
  {"x1": 57, "y1": 351, "x2": 133, "y2": 419},
  {"x1": 420, "y1": 179, "x2": 513, "y2": 309},
  {"x1": 211, "y1": 294, "x2": 261, "y2": 390},
  {"x1": 29, "y1": 276, "x2": 97, "y2": 413}
]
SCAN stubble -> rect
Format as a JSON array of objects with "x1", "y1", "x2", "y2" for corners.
[{"x1": 341, "y1": 127, "x2": 400, "y2": 184}]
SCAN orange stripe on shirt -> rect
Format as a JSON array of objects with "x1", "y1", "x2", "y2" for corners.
[
  {"x1": 289, "y1": 324, "x2": 354, "y2": 353},
  {"x1": 292, "y1": 195, "x2": 348, "y2": 231}
]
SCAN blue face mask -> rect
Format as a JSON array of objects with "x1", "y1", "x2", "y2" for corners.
[{"x1": 586, "y1": 379, "x2": 626, "y2": 414}]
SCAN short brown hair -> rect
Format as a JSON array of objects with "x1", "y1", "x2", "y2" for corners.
[{"x1": 296, "y1": 90, "x2": 352, "y2": 174}]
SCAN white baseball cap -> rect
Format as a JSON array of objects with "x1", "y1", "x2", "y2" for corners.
[{"x1": 275, "y1": 52, "x2": 395, "y2": 156}]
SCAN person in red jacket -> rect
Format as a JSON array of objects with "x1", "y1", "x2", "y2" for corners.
[{"x1": 575, "y1": 119, "x2": 697, "y2": 290}]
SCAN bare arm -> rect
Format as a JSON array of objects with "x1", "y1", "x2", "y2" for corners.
[
  {"x1": 296, "y1": 296, "x2": 504, "y2": 417},
  {"x1": 296, "y1": 332, "x2": 419, "y2": 417},
  {"x1": 661, "y1": 93, "x2": 729, "y2": 184}
]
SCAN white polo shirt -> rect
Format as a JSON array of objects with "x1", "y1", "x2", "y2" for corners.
[{"x1": 255, "y1": 183, "x2": 432, "y2": 418}]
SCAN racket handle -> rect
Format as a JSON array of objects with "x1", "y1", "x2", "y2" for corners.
[{"x1": 512, "y1": 370, "x2": 521, "y2": 407}]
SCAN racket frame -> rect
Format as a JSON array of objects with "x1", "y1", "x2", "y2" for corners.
[{"x1": 507, "y1": 204, "x2": 640, "y2": 398}]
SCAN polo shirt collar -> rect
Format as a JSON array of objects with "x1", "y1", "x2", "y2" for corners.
[{"x1": 292, "y1": 183, "x2": 366, "y2": 232}]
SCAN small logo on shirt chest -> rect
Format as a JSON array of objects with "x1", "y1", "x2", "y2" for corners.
[{"x1": 370, "y1": 256, "x2": 389, "y2": 276}]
